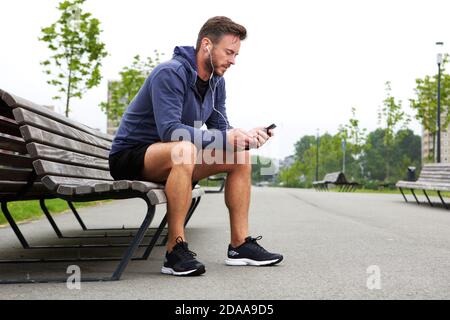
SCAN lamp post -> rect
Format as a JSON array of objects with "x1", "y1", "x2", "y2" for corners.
[
  {"x1": 342, "y1": 138, "x2": 346, "y2": 173},
  {"x1": 315, "y1": 129, "x2": 319, "y2": 181},
  {"x1": 436, "y1": 41, "x2": 444, "y2": 163}
]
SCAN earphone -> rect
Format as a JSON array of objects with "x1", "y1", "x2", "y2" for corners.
[{"x1": 206, "y1": 43, "x2": 230, "y2": 129}]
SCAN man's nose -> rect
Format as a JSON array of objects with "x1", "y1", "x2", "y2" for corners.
[{"x1": 229, "y1": 56, "x2": 236, "y2": 65}]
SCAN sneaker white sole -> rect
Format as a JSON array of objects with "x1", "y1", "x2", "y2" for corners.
[
  {"x1": 161, "y1": 266, "x2": 204, "y2": 276},
  {"x1": 224, "y1": 257, "x2": 282, "y2": 266}
]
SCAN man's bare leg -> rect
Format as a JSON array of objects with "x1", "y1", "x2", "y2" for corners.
[
  {"x1": 141, "y1": 141, "x2": 197, "y2": 251},
  {"x1": 141, "y1": 142, "x2": 251, "y2": 250},
  {"x1": 192, "y1": 150, "x2": 252, "y2": 248},
  {"x1": 141, "y1": 142, "x2": 282, "y2": 268}
]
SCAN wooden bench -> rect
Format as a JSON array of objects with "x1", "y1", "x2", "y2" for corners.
[
  {"x1": 396, "y1": 163, "x2": 450, "y2": 209},
  {"x1": 205, "y1": 175, "x2": 226, "y2": 193},
  {"x1": 313, "y1": 171, "x2": 359, "y2": 192},
  {"x1": 0, "y1": 88, "x2": 204, "y2": 283}
]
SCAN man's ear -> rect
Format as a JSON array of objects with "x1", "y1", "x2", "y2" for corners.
[{"x1": 202, "y1": 38, "x2": 212, "y2": 52}]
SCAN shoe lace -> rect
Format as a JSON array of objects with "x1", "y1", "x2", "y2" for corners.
[
  {"x1": 247, "y1": 236, "x2": 268, "y2": 253},
  {"x1": 175, "y1": 236, "x2": 197, "y2": 259}
]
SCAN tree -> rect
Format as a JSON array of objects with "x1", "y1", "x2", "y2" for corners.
[
  {"x1": 362, "y1": 128, "x2": 421, "y2": 183},
  {"x1": 377, "y1": 81, "x2": 411, "y2": 180},
  {"x1": 340, "y1": 107, "x2": 367, "y2": 155},
  {"x1": 39, "y1": 0, "x2": 108, "y2": 117},
  {"x1": 362, "y1": 129, "x2": 389, "y2": 181},
  {"x1": 410, "y1": 54, "x2": 450, "y2": 161},
  {"x1": 294, "y1": 135, "x2": 315, "y2": 162},
  {"x1": 393, "y1": 129, "x2": 421, "y2": 180},
  {"x1": 100, "y1": 52, "x2": 163, "y2": 128},
  {"x1": 337, "y1": 107, "x2": 367, "y2": 180}
]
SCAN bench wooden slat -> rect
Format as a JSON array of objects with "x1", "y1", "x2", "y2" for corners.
[
  {"x1": 131, "y1": 181, "x2": 166, "y2": 193},
  {"x1": 0, "y1": 150, "x2": 32, "y2": 168},
  {"x1": 1, "y1": 88, "x2": 113, "y2": 142},
  {"x1": 41, "y1": 175, "x2": 114, "y2": 192},
  {"x1": 20, "y1": 125, "x2": 109, "y2": 159},
  {"x1": 397, "y1": 163, "x2": 450, "y2": 193},
  {"x1": 0, "y1": 101, "x2": 14, "y2": 119},
  {"x1": 42, "y1": 176, "x2": 164, "y2": 196},
  {"x1": 33, "y1": 159, "x2": 113, "y2": 181},
  {"x1": 147, "y1": 187, "x2": 204, "y2": 206},
  {"x1": 0, "y1": 132, "x2": 27, "y2": 154},
  {"x1": 0, "y1": 181, "x2": 48, "y2": 193},
  {"x1": 0, "y1": 115, "x2": 21, "y2": 137},
  {"x1": 13, "y1": 108, "x2": 111, "y2": 150},
  {"x1": 396, "y1": 180, "x2": 450, "y2": 191},
  {"x1": 26, "y1": 142, "x2": 109, "y2": 170},
  {"x1": 0, "y1": 167, "x2": 33, "y2": 181}
]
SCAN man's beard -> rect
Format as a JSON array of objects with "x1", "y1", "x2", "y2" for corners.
[{"x1": 205, "y1": 52, "x2": 220, "y2": 76}]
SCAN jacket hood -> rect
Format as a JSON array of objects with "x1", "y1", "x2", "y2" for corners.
[
  {"x1": 173, "y1": 46, "x2": 198, "y2": 71},
  {"x1": 172, "y1": 46, "x2": 221, "y2": 87}
]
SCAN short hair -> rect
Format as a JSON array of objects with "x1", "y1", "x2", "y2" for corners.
[{"x1": 196, "y1": 16, "x2": 247, "y2": 53}]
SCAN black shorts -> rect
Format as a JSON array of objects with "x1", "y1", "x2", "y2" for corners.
[
  {"x1": 109, "y1": 144, "x2": 150, "y2": 181},
  {"x1": 109, "y1": 144, "x2": 198, "y2": 188}
]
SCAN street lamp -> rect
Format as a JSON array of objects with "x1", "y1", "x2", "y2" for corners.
[
  {"x1": 315, "y1": 129, "x2": 319, "y2": 181},
  {"x1": 436, "y1": 41, "x2": 444, "y2": 163},
  {"x1": 342, "y1": 138, "x2": 346, "y2": 173}
]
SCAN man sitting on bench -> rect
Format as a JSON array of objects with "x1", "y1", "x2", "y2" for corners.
[{"x1": 109, "y1": 16, "x2": 283, "y2": 276}]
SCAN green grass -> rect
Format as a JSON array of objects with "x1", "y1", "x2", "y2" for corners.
[{"x1": 0, "y1": 199, "x2": 109, "y2": 226}]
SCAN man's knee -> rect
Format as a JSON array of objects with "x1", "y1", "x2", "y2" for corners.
[
  {"x1": 171, "y1": 141, "x2": 198, "y2": 168},
  {"x1": 230, "y1": 151, "x2": 252, "y2": 174}
]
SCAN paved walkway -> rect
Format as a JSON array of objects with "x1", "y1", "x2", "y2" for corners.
[{"x1": 1, "y1": 188, "x2": 450, "y2": 299}]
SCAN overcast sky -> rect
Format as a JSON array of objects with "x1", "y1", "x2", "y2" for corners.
[{"x1": 1, "y1": 0, "x2": 449, "y2": 160}]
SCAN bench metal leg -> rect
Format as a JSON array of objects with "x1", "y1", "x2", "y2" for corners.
[
  {"x1": 410, "y1": 189, "x2": 420, "y2": 205},
  {"x1": 0, "y1": 198, "x2": 157, "y2": 284},
  {"x1": 184, "y1": 197, "x2": 201, "y2": 227},
  {"x1": 67, "y1": 201, "x2": 87, "y2": 231},
  {"x1": 0, "y1": 200, "x2": 165, "y2": 252},
  {"x1": 1, "y1": 201, "x2": 30, "y2": 249},
  {"x1": 67, "y1": 201, "x2": 161, "y2": 234},
  {"x1": 422, "y1": 190, "x2": 433, "y2": 207},
  {"x1": 158, "y1": 196, "x2": 202, "y2": 248},
  {"x1": 437, "y1": 191, "x2": 449, "y2": 210},
  {"x1": 110, "y1": 198, "x2": 156, "y2": 281},
  {"x1": 41, "y1": 199, "x2": 161, "y2": 240},
  {"x1": 399, "y1": 187, "x2": 408, "y2": 203},
  {"x1": 141, "y1": 213, "x2": 167, "y2": 260}
]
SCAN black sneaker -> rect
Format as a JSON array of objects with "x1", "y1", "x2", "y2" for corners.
[
  {"x1": 161, "y1": 237, "x2": 205, "y2": 276},
  {"x1": 225, "y1": 236, "x2": 283, "y2": 266}
]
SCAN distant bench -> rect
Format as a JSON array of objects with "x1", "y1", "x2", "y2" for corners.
[
  {"x1": 396, "y1": 163, "x2": 450, "y2": 209},
  {"x1": 0, "y1": 88, "x2": 204, "y2": 283},
  {"x1": 313, "y1": 171, "x2": 359, "y2": 192},
  {"x1": 205, "y1": 175, "x2": 226, "y2": 193}
]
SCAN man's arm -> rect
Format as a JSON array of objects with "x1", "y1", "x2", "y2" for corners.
[{"x1": 150, "y1": 67, "x2": 227, "y2": 149}]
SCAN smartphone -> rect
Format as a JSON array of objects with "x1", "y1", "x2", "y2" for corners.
[
  {"x1": 244, "y1": 124, "x2": 277, "y2": 150},
  {"x1": 265, "y1": 123, "x2": 276, "y2": 133}
]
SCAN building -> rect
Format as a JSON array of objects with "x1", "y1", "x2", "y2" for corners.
[
  {"x1": 105, "y1": 80, "x2": 123, "y2": 136},
  {"x1": 422, "y1": 118, "x2": 450, "y2": 163},
  {"x1": 279, "y1": 155, "x2": 296, "y2": 169}
]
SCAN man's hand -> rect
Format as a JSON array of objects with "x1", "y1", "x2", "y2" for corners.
[
  {"x1": 248, "y1": 126, "x2": 272, "y2": 149},
  {"x1": 226, "y1": 128, "x2": 258, "y2": 151}
]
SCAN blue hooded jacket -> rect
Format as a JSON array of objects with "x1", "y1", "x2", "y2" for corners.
[{"x1": 110, "y1": 46, "x2": 232, "y2": 156}]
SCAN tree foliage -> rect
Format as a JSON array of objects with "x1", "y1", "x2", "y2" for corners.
[
  {"x1": 39, "y1": 0, "x2": 108, "y2": 117},
  {"x1": 100, "y1": 52, "x2": 163, "y2": 127},
  {"x1": 410, "y1": 54, "x2": 450, "y2": 162}
]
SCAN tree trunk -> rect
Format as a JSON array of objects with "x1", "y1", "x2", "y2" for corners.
[{"x1": 65, "y1": 66, "x2": 72, "y2": 118}]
